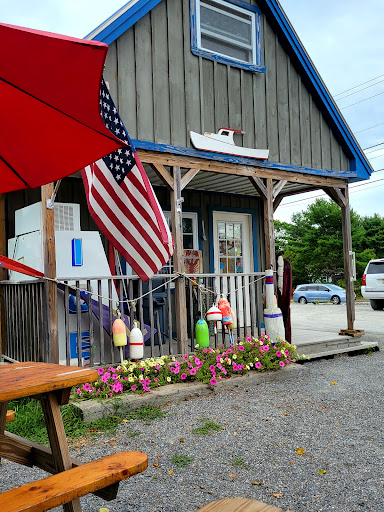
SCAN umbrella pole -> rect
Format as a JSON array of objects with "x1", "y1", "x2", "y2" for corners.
[
  {"x1": 0, "y1": 194, "x2": 6, "y2": 361},
  {"x1": 41, "y1": 184, "x2": 59, "y2": 364}
]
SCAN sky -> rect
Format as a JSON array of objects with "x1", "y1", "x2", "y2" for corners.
[{"x1": 1, "y1": 0, "x2": 384, "y2": 222}]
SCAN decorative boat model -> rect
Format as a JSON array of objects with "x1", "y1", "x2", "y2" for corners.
[{"x1": 190, "y1": 128, "x2": 269, "y2": 160}]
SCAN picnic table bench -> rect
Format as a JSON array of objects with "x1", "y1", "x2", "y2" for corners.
[{"x1": 0, "y1": 362, "x2": 148, "y2": 511}]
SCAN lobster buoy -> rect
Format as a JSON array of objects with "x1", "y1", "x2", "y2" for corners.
[
  {"x1": 206, "y1": 305, "x2": 222, "y2": 334},
  {"x1": 218, "y1": 297, "x2": 234, "y2": 343},
  {"x1": 129, "y1": 321, "x2": 144, "y2": 361},
  {"x1": 196, "y1": 319, "x2": 210, "y2": 348},
  {"x1": 264, "y1": 269, "x2": 285, "y2": 342},
  {"x1": 228, "y1": 308, "x2": 237, "y2": 330},
  {"x1": 113, "y1": 318, "x2": 127, "y2": 364}
]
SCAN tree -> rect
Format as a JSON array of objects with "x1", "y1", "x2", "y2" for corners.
[
  {"x1": 275, "y1": 199, "x2": 365, "y2": 285},
  {"x1": 360, "y1": 214, "x2": 384, "y2": 259}
]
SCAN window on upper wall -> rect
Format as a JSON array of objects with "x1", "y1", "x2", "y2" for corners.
[{"x1": 191, "y1": 0, "x2": 265, "y2": 72}]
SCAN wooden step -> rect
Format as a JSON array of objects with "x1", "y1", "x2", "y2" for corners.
[
  {"x1": 0, "y1": 451, "x2": 148, "y2": 512},
  {"x1": 196, "y1": 497, "x2": 291, "y2": 512}
]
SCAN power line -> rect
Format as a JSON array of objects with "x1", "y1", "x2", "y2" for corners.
[
  {"x1": 354, "y1": 122, "x2": 384, "y2": 134},
  {"x1": 368, "y1": 153, "x2": 384, "y2": 160},
  {"x1": 340, "y1": 90, "x2": 384, "y2": 109},
  {"x1": 333, "y1": 73, "x2": 384, "y2": 97},
  {"x1": 336, "y1": 78, "x2": 384, "y2": 101},
  {"x1": 363, "y1": 141, "x2": 384, "y2": 151}
]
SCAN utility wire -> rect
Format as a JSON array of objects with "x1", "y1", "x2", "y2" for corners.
[
  {"x1": 336, "y1": 78, "x2": 384, "y2": 101},
  {"x1": 340, "y1": 90, "x2": 384, "y2": 109},
  {"x1": 363, "y1": 141, "x2": 384, "y2": 152},
  {"x1": 355, "y1": 122, "x2": 384, "y2": 134},
  {"x1": 333, "y1": 73, "x2": 384, "y2": 97}
]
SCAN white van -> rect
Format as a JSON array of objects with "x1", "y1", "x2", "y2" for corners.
[{"x1": 361, "y1": 259, "x2": 384, "y2": 310}]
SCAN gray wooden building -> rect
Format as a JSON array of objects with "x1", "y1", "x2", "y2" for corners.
[{"x1": 0, "y1": 0, "x2": 372, "y2": 364}]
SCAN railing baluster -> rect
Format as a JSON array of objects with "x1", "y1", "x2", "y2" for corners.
[
  {"x1": 98, "y1": 280, "x2": 104, "y2": 365},
  {"x1": 64, "y1": 282, "x2": 70, "y2": 366},
  {"x1": 257, "y1": 278, "x2": 263, "y2": 337},
  {"x1": 235, "y1": 275, "x2": 241, "y2": 342},
  {"x1": 108, "y1": 279, "x2": 114, "y2": 365},
  {"x1": 250, "y1": 277, "x2": 256, "y2": 337},
  {"x1": 166, "y1": 279, "x2": 173, "y2": 355},
  {"x1": 148, "y1": 280, "x2": 155, "y2": 358},
  {"x1": 188, "y1": 280, "x2": 194, "y2": 352},
  {"x1": 87, "y1": 279, "x2": 94, "y2": 367},
  {"x1": 242, "y1": 275, "x2": 248, "y2": 340},
  {"x1": 76, "y1": 280, "x2": 82, "y2": 366}
]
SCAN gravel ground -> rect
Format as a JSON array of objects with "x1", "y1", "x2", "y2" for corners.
[{"x1": 1, "y1": 345, "x2": 383, "y2": 512}]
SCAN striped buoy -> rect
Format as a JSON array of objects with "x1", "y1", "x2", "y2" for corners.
[
  {"x1": 263, "y1": 269, "x2": 285, "y2": 342},
  {"x1": 129, "y1": 321, "x2": 144, "y2": 360}
]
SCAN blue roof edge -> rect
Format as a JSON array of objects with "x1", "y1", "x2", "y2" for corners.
[{"x1": 88, "y1": 0, "x2": 372, "y2": 181}]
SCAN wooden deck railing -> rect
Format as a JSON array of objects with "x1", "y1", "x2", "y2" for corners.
[{"x1": 0, "y1": 272, "x2": 265, "y2": 366}]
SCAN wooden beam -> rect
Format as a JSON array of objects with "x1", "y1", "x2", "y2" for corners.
[
  {"x1": 340, "y1": 186, "x2": 355, "y2": 332},
  {"x1": 180, "y1": 168, "x2": 201, "y2": 190},
  {"x1": 170, "y1": 167, "x2": 188, "y2": 354},
  {"x1": 323, "y1": 187, "x2": 346, "y2": 207},
  {"x1": 149, "y1": 163, "x2": 174, "y2": 190},
  {"x1": 263, "y1": 178, "x2": 275, "y2": 271},
  {"x1": 41, "y1": 185, "x2": 59, "y2": 364},
  {"x1": 137, "y1": 149, "x2": 349, "y2": 188},
  {"x1": 273, "y1": 195, "x2": 284, "y2": 212},
  {"x1": 273, "y1": 180, "x2": 287, "y2": 200},
  {"x1": 249, "y1": 176, "x2": 267, "y2": 199}
]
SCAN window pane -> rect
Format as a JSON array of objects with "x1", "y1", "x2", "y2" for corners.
[
  {"x1": 218, "y1": 222, "x2": 226, "y2": 239},
  {"x1": 219, "y1": 240, "x2": 226, "y2": 256},
  {"x1": 226, "y1": 223, "x2": 234, "y2": 238},
  {"x1": 234, "y1": 223, "x2": 242, "y2": 239},
  {"x1": 201, "y1": 34, "x2": 251, "y2": 62},
  {"x1": 235, "y1": 257, "x2": 243, "y2": 273},
  {"x1": 182, "y1": 218, "x2": 193, "y2": 234},
  {"x1": 220, "y1": 257, "x2": 227, "y2": 274},
  {"x1": 201, "y1": 5, "x2": 252, "y2": 47},
  {"x1": 183, "y1": 235, "x2": 193, "y2": 249},
  {"x1": 228, "y1": 258, "x2": 235, "y2": 273},
  {"x1": 235, "y1": 240, "x2": 242, "y2": 256}
]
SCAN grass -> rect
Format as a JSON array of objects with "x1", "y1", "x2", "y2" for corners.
[
  {"x1": 192, "y1": 419, "x2": 224, "y2": 435},
  {"x1": 230, "y1": 457, "x2": 249, "y2": 469},
  {"x1": 6, "y1": 399, "x2": 166, "y2": 443},
  {"x1": 170, "y1": 454, "x2": 193, "y2": 468}
]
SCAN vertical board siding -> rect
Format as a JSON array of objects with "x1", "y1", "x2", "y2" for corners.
[
  {"x1": 104, "y1": 0, "x2": 349, "y2": 173},
  {"x1": 152, "y1": 2, "x2": 171, "y2": 143}
]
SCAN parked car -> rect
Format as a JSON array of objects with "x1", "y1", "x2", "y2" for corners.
[
  {"x1": 292, "y1": 283, "x2": 347, "y2": 304},
  {"x1": 361, "y1": 259, "x2": 384, "y2": 310}
]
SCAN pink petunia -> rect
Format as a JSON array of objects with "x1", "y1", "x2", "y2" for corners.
[
  {"x1": 203, "y1": 348, "x2": 208, "y2": 353},
  {"x1": 238, "y1": 345, "x2": 244, "y2": 351},
  {"x1": 131, "y1": 384, "x2": 137, "y2": 391},
  {"x1": 222, "y1": 368, "x2": 227, "y2": 375},
  {"x1": 209, "y1": 365, "x2": 216, "y2": 372},
  {"x1": 255, "y1": 362, "x2": 262, "y2": 369},
  {"x1": 76, "y1": 388, "x2": 82, "y2": 394},
  {"x1": 285, "y1": 350, "x2": 290, "y2": 356},
  {"x1": 210, "y1": 377, "x2": 217, "y2": 386},
  {"x1": 180, "y1": 373, "x2": 187, "y2": 380},
  {"x1": 101, "y1": 372, "x2": 111, "y2": 383},
  {"x1": 97, "y1": 367, "x2": 104, "y2": 375},
  {"x1": 217, "y1": 363, "x2": 222, "y2": 370},
  {"x1": 276, "y1": 351, "x2": 282, "y2": 357},
  {"x1": 154, "y1": 377, "x2": 160, "y2": 382},
  {"x1": 112, "y1": 373, "x2": 119, "y2": 380},
  {"x1": 246, "y1": 335, "x2": 252, "y2": 341},
  {"x1": 279, "y1": 361, "x2": 285, "y2": 367},
  {"x1": 263, "y1": 345, "x2": 269, "y2": 352},
  {"x1": 82, "y1": 383, "x2": 91, "y2": 391},
  {"x1": 112, "y1": 382, "x2": 123, "y2": 393},
  {"x1": 190, "y1": 368, "x2": 197, "y2": 375},
  {"x1": 183, "y1": 354, "x2": 188, "y2": 360}
]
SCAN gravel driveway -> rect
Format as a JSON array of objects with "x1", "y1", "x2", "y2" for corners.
[{"x1": 1, "y1": 343, "x2": 383, "y2": 512}]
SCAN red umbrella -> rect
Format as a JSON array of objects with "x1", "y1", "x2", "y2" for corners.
[{"x1": 0, "y1": 23, "x2": 126, "y2": 193}]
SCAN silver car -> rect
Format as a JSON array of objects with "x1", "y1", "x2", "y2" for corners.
[{"x1": 361, "y1": 259, "x2": 384, "y2": 310}]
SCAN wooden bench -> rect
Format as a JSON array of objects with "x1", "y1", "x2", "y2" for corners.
[
  {"x1": 0, "y1": 450, "x2": 148, "y2": 512},
  {"x1": 196, "y1": 498, "x2": 293, "y2": 512}
]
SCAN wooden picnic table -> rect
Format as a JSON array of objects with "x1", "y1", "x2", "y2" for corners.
[{"x1": 0, "y1": 362, "x2": 99, "y2": 512}]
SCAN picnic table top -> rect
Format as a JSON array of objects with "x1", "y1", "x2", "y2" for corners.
[{"x1": 0, "y1": 362, "x2": 98, "y2": 402}]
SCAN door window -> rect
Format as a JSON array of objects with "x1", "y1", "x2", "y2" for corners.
[{"x1": 218, "y1": 221, "x2": 244, "y2": 274}]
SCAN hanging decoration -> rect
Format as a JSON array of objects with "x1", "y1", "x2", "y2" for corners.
[
  {"x1": 206, "y1": 304, "x2": 222, "y2": 334},
  {"x1": 195, "y1": 319, "x2": 210, "y2": 348}
]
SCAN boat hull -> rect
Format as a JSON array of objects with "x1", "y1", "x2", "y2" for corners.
[{"x1": 190, "y1": 131, "x2": 269, "y2": 160}]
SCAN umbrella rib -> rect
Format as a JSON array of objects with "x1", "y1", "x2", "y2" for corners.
[
  {"x1": 0, "y1": 76, "x2": 127, "y2": 146},
  {"x1": 0, "y1": 155, "x2": 29, "y2": 187}
]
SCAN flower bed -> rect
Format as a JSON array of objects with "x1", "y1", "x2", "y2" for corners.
[{"x1": 74, "y1": 335, "x2": 298, "y2": 400}]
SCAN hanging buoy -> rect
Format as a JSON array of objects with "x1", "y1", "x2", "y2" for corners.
[
  {"x1": 129, "y1": 321, "x2": 144, "y2": 360},
  {"x1": 263, "y1": 269, "x2": 285, "y2": 342},
  {"x1": 206, "y1": 305, "x2": 222, "y2": 334},
  {"x1": 218, "y1": 297, "x2": 233, "y2": 325},
  {"x1": 228, "y1": 308, "x2": 237, "y2": 330},
  {"x1": 113, "y1": 318, "x2": 127, "y2": 364},
  {"x1": 196, "y1": 318, "x2": 210, "y2": 348}
]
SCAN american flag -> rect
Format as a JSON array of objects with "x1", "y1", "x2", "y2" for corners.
[{"x1": 82, "y1": 80, "x2": 173, "y2": 281}]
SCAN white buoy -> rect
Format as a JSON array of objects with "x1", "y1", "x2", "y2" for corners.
[
  {"x1": 206, "y1": 305, "x2": 222, "y2": 334},
  {"x1": 263, "y1": 269, "x2": 285, "y2": 342},
  {"x1": 129, "y1": 320, "x2": 144, "y2": 360}
]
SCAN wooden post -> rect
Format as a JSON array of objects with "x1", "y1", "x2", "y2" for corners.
[
  {"x1": 340, "y1": 186, "x2": 356, "y2": 332},
  {"x1": 263, "y1": 178, "x2": 276, "y2": 271},
  {"x1": 41, "y1": 185, "x2": 59, "y2": 364},
  {"x1": 170, "y1": 166, "x2": 188, "y2": 355},
  {"x1": 0, "y1": 194, "x2": 6, "y2": 359}
]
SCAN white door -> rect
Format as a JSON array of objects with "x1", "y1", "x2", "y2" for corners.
[{"x1": 212, "y1": 212, "x2": 254, "y2": 328}]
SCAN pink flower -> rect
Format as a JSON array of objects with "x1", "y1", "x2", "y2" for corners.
[
  {"x1": 82, "y1": 383, "x2": 91, "y2": 391},
  {"x1": 154, "y1": 377, "x2": 160, "y2": 382},
  {"x1": 112, "y1": 382, "x2": 123, "y2": 393},
  {"x1": 112, "y1": 373, "x2": 119, "y2": 380},
  {"x1": 173, "y1": 367, "x2": 180, "y2": 374},
  {"x1": 209, "y1": 365, "x2": 216, "y2": 372},
  {"x1": 183, "y1": 354, "x2": 188, "y2": 360},
  {"x1": 217, "y1": 363, "x2": 222, "y2": 370},
  {"x1": 233, "y1": 363, "x2": 238, "y2": 371},
  {"x1": 203, "y1": 348, "x2": 208, "y2": 353},
  {"x1": 190, "y1": 368, "x2": 197, "y2": 376},
  {"x1": 101, "y1": 372, "x2": 111, "y2": 383},
  {"x1": 276, "y1": 351, "x2": 282, "y2": 357},
  {"x1": 155, "y1": 364, "x2": 160, "y2": 370},
  {"x1": 246, "y1": 335, "x2": 252, "y2": 341},
  {"x1": 222, "y1": 368, "x2": 227, "y2": 375},
  {"x1": 131, "y1": 385, "x2": 137, "y2": 391},
  {"x1": 194, "y1": 357, "x2": 201, "y2": 365},
  {"x1": 76, "y1": 388, "x2": 82, "y2": 394},
  {"x1": 279, "y1": 361, "x2": 285, "y2": 367},
  {"x1": 216, "y1": 356, "x2": 221, "y2": 363},
  {"x1": 285, "y1": 350, "x2": 290, "y2": 356},
  {"x1": 238, "y1": 345, "x2": 244, "y2": 351},
  {"x1": 210, "y1": 377, "x2": 217, "y2": 386},
  {"x1": 255, "y1": 362, "x2": 262, "y2": 369},
  {"x1": 263, "y1": 345, "x2": 269, "y2": 352},
  {"x1": 97, "y1": 367, "x2": 104, "y2": 375},
  {"x1": 180, "y1": 373, "x2": 187, "y2": 380}
]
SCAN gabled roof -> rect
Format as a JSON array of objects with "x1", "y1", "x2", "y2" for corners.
[{"x1": 86, "y1": 0, "x2": 372, "y2": 181}]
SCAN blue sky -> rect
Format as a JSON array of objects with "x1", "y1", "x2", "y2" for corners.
[{"x1": 1, "y1": 0, "x2": 383, "y2": 222}]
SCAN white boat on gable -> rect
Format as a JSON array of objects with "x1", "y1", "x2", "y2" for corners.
[{"x1": 190, "y1": 128, "x2": 269, "y2": 160}]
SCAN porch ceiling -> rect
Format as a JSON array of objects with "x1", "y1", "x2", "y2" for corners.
[{"x1": 145, "y1": 166, "x2": 321, "y2": 197}]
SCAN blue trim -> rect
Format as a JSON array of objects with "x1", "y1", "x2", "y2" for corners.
[
  {"x1": 190, "y1": 0, "x2": 265, "y2": 73},
  {"x1": 134, "y1": 139, "x2": 355, "y2": 180},
  {"x1": 86, "y1": 0, "x2": 163, "y2": 44},
  {"x1": 208, "y1": 206, "x2": 259, "y2": 274}
]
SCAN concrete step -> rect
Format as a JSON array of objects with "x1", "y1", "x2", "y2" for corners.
[
  {"x1": 297, "y1": 340, "x2": 379, "y2": 360},
  {"x1": 296, "y1": 336, "x2": 362, "y2": 355}
]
